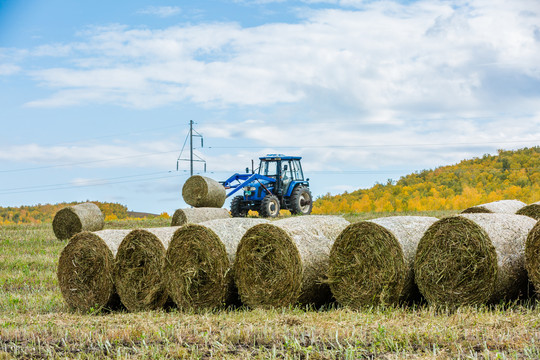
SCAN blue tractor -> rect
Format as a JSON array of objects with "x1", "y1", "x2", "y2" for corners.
[{"x1": 221, "y1": 154, "x2": 313, "y2": 218}]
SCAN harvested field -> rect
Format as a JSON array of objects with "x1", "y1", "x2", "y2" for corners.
[
  {"x1": 328, "y1": 216, "x2": 437, "y2": 307},
  {"x1": 415, "y1": 213, "x2": 537, "y2": 306},
  {"x1": 234, "y1": 215, "x2": 349, "y2": 308},
  {"x1": 182, "y1": 175, "x2": 226, "y2": 208},
  {"x1": 170, "y1": 207, "x2": 230, "y2": 226},
  {"x1": 4, "y1": 216, "x2": 540, "y2": 359},
  {"x1": 52, "y1": 202, "x2": 104, "y2": 240},
  {"x1": 461, "y1": 199, "x2": 526, "y2": 214},
  {"x1": 164, "y1": 218, "x2": 268, "y2": 309},
  {"x1": 517, "y1": 201, "x2": 540, "y2": 221},
  {"x1": 57, "y1": 229, "x2": 130, "y2": 312},
  {"x1": 113, "y1": 227, "x2": 179, "y2": 312}
]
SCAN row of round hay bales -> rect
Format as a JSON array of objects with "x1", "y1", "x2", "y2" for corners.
[
  {"x1": 57, "y1": 217, "x2": 271, "y2": 312},
  {"x1": 58, "y1": 227, "x2": 180, "y2": 312},
  {"x1": 326, "y1": 212, "x2": 539, "y2": 309},
  {"x1": 58, "y1": 215, "x2": 350, "y2": 312},
  {"x1": 58, "y1": 212, "x2": 539, "y2": 312}
]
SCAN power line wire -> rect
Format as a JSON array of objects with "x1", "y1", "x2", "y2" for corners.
[
  {"x1": 0, "y1": 150, "x2": 180, "y2": 174},
  {"x1": 208, "y1": 140, "x2": 539, "y2": 149},
  {"x1": 0, "y1": 172, "x2": 190, "y2": 195},
  {"x1": 0, "y1": 171, "x2": 174, "y2": 192},
  {"x1": 197, "y1": 114, "x2": 539, "y2": 126}
]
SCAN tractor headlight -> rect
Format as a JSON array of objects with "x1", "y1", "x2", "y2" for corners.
[{"x1": 243, "y1": 186, "x2": 256, "y2": 195}]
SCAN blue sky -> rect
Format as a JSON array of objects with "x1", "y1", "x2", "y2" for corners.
[{"x1": 0, "y1": 0, "x2": 539, "y2": 214}]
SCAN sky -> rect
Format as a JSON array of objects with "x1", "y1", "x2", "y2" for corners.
[{"x1": 0, "y1": 0, "x2": 539, "y2": 214}]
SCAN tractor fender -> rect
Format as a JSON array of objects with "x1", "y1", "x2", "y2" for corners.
[{"x1": 285, "y1": 181, "x2": 310, "y2": 197}]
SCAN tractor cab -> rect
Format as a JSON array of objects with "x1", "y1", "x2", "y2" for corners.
[
  {"x1": 257, "y1": 155, "x2": 305, "y2": 196},
  {"x1": 222, "y1": 154, "x2": 312, "y2": 218}
]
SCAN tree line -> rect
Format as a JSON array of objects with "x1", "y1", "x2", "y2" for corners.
[
  {"x1": 0, "y1": 201, "x2": 130, "y2": 225},
  {"x1": 312, "y1": 147, "x2": 539, "y2": 214}
]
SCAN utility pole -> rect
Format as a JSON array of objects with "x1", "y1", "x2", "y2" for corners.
[
  {"x1": 177, "y1": 120, "x2": 205, "y2": 175},
  {"x1": 190, "y1": 120, "x2": 194, "y2": 177}
]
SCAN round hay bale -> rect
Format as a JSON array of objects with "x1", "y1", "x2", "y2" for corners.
[
  {"x1": 414, "y1": 213, "x2": 537, "y2": 306},
  {"x1": 113, "y1": 227, "x2": 180, "y2": 312},
  {"x1": 164, "y1": 218, "x2": 268, "y2": 309},
  {"x1": 234, "y1": 215, "x2": 350, "y2": 308},
  {"x1": 182, "y1": 175, "x2": 226, "y2": 208},
  {"x1": 52, "y1": 202, "x2": 105, "y2": 240},
  {"x1": 328, "y1": 216, "x2": 438, "y2": 308},
  {"x1": 461, "y1": 199, "x2": 527, "y2": 214},
  {"x1": 525, "y1": 222, "x2": 540, "y2": 296},
  {"x1": 517, "y1": 201, "x2": 540, "y2": 221},
  {"x1": 57, "y1": 229, "x2": 130, "y2": 312},
  {"x1": 170, "y1": 207, "x2": 231, "y2": 226}
]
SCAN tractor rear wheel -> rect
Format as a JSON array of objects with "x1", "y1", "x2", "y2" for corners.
[
  {"x1": 259, "y1": 194, "x2": 280, "y2": 218},
  {"x1": 231, "y1": 195, "x2": 247, "y2": 217},
  {"x1": 290, "y1": 186, "x2": 313, "y2": 215}
]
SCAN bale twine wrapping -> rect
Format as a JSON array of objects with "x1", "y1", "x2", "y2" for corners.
[
  {"x1": 328, "y1": 216, "x2": 438, "y2": 307},
  {"x1": 182, "y1": 175, "x2": 226, "y2": 208},
  {"x1": 414, "y1": 213, "x2": 537, "y2": 306},
  {"x1": 234, "y1": 215, "x2": 350, "y2": 308},
  {"x1": 57, "y1": 229, "x2": 130, "y2": 311},
  {"x1": 170, "y1": 207, "x2": 231, "y2": 226},
  {"x1": 52, "y1": 202, "x2": 105, "y2": 240},
  {"x1": 525, "y1": 222, "x2": 540, "y2": 296},
  {"x1": 113, "y1": 227, "x2": 180, "y2": 311},
  {"x1": 517, "y1": 201, "x2": 540, "y2": 221},
  {"x1": 164, "y1": 218, "x2": 269, "y2": 309},
  {"x1": 461, "y1": 199, "x2": 527, "y2": 214}
]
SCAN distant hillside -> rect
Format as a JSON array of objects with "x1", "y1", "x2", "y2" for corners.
[
  {"x1": 0, "y1": 201, "x2": 131, "y2": 225},
  {"x1": 313, "y1": 147, "x2": 540, "y2": 214}
]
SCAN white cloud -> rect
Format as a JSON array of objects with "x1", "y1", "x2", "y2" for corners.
[
  {"x1": 137, "y1": 6, "x2": 181, "y2": 18},
  {"x1": 0, "y1": 141, "x2": 179, "y2": 169},
  {"x1": 20, "y1": 0, "x2": 539, "y2": 116},
  {"x1": 0, "y1": 63, "x2": 21, "y2": 76},
  {"x1": 71, "y1": 177, "x2": 109, "y2": 187}
]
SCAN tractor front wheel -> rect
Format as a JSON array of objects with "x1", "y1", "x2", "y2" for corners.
[
  {"x1": 259, "y1": 194, "x2": 280, "y2": 218},
  {"x1": 230, "y1": 195, "x2": 247, "y2": 217},
  {"x1": 290, "y1": 186, "x2": 313, "y2": 215}
]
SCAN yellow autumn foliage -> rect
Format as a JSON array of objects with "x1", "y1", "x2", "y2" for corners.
[{"x1": 313, "y1": 147, "x2": 540, "y2": 214}]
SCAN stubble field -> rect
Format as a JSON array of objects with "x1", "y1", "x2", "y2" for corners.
[{"x1": 1, "y1": 212, "x2": 540, "y2": 359}]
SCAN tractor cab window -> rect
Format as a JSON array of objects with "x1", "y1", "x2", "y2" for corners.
[
  {"x1": 290, "y1": 160, "x2": 304, "y2": 181},
  {"x1": 281, "y1": 162, "x2": 291, "y2": 180},
  {"x1": 259, "y1": 160, "x2": 278, "y2": 178}
]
